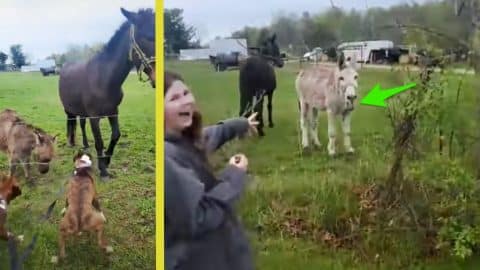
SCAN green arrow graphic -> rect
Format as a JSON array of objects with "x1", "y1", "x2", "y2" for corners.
[{"x1": 360, "y1": 82, "x2": 417, "y2": 107}]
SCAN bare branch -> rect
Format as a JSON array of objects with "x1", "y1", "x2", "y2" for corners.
[
  {"x1": 453, "y1": 0, "x2": 467, "y2": 16},
  {"x1": 378, "y1": 22, "x2": 471, "y2": 49},
  {"x1": 329, "y1": 0, "x2": 336, "y2": 8}
]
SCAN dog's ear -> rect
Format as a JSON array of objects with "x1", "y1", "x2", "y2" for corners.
[
  {"x1": 11, "y1": 184, "x2": 21, "y2": 199},
  {"x1": 73, "y1": 149, "x2": 85, "y2": 162},
  {"x1": 6, "y1": 179, "x2": 21, "y2": 203}
]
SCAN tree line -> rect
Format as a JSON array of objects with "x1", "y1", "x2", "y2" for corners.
[
  {"x1": 0, "y1": 45, "x2": 27, "y2": 71},
  {"x1": 165, "y1": 0, "x2": 474, "y2": 58}
]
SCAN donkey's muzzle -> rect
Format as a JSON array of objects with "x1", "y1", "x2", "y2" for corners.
[
  {"x1": 347, "y1": 95, "x2": 357, "y2": 102},
  {"x1": 148, "y1": 66, "x2": 156, "y2": 88}
]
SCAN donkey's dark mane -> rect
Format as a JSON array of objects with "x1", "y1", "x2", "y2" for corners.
[{"x1": 13, "y1": 118, "x2": 47, "y2": 135}]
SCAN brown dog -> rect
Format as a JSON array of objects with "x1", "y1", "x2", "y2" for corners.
[
  {"x1": 0, "y1": 173, "x2": 22, "y2": 241},
  {"x1": 54, "y1": 151, "x2": 112, "y2": 262}
]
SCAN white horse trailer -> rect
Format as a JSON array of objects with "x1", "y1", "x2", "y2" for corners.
[{"x1": 337, "y1": 40, "x2": 394, "y2": 63}]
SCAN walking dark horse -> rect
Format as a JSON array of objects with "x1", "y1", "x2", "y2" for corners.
[
  {"x1": 58, "y1": 7, "x2": 155, "y2": 179},
  {"x1": 238, "y1": 33, "x2": 284, "y2": 137}
]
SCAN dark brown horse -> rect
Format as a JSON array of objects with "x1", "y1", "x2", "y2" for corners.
[
  {"x1": 58, "y1": 7, "x2": 155, "y2": 178},
  {"x1": 238, "y1": 33, "x2": 284, "y2": 137}
]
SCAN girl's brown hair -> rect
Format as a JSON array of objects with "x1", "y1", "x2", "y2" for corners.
[{"x1": 164, "y1": 70, "x2": 203, "y2": 146}]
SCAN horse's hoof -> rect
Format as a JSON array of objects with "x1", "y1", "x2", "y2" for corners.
[
  {"x1": 100, "y1": 175, "x2": 111, "y2": 182},
  {"x1": 258, "y1": 130, "x2": 265, "y2": 137},
  {"x1": 103, "y1": 155, "x2": 111, "y2": 167},
  {"x1": 100, "y1": 172, "x2": 115, "y2": 181},
  {"x1": 269, "y1": 123, "x2": 274, "y2": 128}
]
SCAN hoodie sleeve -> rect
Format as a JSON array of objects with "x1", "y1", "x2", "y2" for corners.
[
  {"x1": 165, "y1": 155, "x2": 247, "y2": 239},
  {"x1": 201, "y1": 117, "x2": 250, "y2": 154}
]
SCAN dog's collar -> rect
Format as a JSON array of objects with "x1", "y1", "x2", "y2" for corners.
[{"x1": 74, "y1": 166, "x2": 92, "y2": 175}]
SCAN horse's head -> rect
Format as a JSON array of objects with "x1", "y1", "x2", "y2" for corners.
[
  {"x1": 33, "y1": 132, "x2": 58, "y2": 174},
  {"x1": 260, "y1": 33, "x2": 284, "y2": 68},
  {"x1": 337, "y1": 52, "x2": 359, "y2": 111},
  {"x1": 121, "y1": 7, "x2": 156, "y2": 88}
]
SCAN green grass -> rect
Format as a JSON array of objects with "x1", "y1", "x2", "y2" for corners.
[
  {"x1": 0, "y1": 71, "x2": 155, "y2": 269},
  {"x1": 165, "y1": 60, "x2": 480, "y2": 269}
]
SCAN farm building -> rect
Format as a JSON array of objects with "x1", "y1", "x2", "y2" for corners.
[{"x1": 179, "y1": 38, "x2": 248, "y2": 60}]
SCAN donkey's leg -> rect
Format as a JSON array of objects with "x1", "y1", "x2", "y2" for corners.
[
  {"x1": 59, "y1": 230, "x2": 67, "y2": 259},
  {"x1": 342, "y1": 113, "x2": 355, "y2": 153},
  {"x1": 309, "y1": 107, "x2": 321, "y2": 148},
  {"x1": 299, "y1": 100, "x2": 310, "y2": 149},
  {"x1": 104, "y1": 116, "x2": 121, "y2": 168},
  {"x1": 254, "y1": 91, "x2": 265, "y2": 136},
  {"x1": 65, "y1": 111, "x2": 77, "y2": 147},
  {"x1": 22, "y1": 156, "x2": 32, "y2": 183},
  {"x1": 89, "y1": 118, "x2": 108, "y2": 178},
  {"x1": 9, "y1": 156, "x2": 19, "y2": 177},
  {"x1": 327, "y1": 110, "x2": 337, "y2": 156},
  {"x1": 80, "y1": 117, "x2": 89, "y2": 149},
  {"x1": 267, "y1": 92, "x2": 274, "y2": 128}
]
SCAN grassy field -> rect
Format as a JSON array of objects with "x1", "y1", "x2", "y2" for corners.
[
  {"x1": 0, "y1": 72, "x2": 155, "y2": 269},
  {"x1": 165, "y1": 60, "x2": 480, "y2": 269}
]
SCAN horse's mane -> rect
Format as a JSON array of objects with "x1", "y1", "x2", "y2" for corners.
[
  {"x1": 95, "y1": 21, "x2": 131, "y2": 59},
  {"x1": 95, "y1": 8, "x2": 154, "y2": 59}
]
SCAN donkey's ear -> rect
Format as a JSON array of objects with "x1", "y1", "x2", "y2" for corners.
[
  {"x1": 350, "y1": 54, "x2": 360, "y2": 70},
  {"x1": 34, "y1": 131, "x2": 44, "y2": 145},
  {"x1": 52, "y1": 133, "x2": 59, "y2": 143},
  {"x1": 338, "y1": 52, "x2": 346, "y2": 70},
  {"x1": 121, "y1": 7, "x2": 138, "y2": 24}
]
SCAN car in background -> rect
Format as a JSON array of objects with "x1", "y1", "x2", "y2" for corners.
[{"x1": 303, "y1": 47, "x2": 323, "y2": 62}]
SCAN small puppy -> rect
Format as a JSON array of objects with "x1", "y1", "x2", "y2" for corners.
[
  {"x1": 0, "y1": 173, "x2": 22, "y2": 241},
  {"x1": 54, "y1": 151, "x2": 112, "y2": 262}
]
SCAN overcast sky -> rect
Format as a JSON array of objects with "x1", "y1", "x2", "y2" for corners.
[
  {"x1": 0, "y1": 0, "x2": 437, "y2": 63},
  {"x1": 164, "y1": 0, "x2": 436, "y2": 45},
  {"x1": 0, "y1": 0, "x2": 154, "y2": 63}
]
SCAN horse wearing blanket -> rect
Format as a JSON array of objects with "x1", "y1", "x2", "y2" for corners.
[{"x1": 295, "y1": 55, "x2": 359, "y2": 156}]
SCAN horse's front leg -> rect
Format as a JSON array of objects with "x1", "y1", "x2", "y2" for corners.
[
  {"x1": 267, "y1": 92, "x2": 274, "y2": 128},
  {"x1": 342, "y1": 112, "x2": 354, "y2": 153},
  {"x1": 65, "y1": 112, "x2": 77, "y2": 147},
  {"x1": 80, "y1": 117, "x2": 89, "y2": 149},
  {"x1": 89, "y1": 118, "x2": 108, "y2": 178},
  {"x1": 105, "y1": 116, "x2": 121, "y2": 168},
  {"x1": 327, "y1": 110, "x2": 337, "y2": 156},
  {"x1": 254, "y1": 93, "x2": 265, "y2": 136}
]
